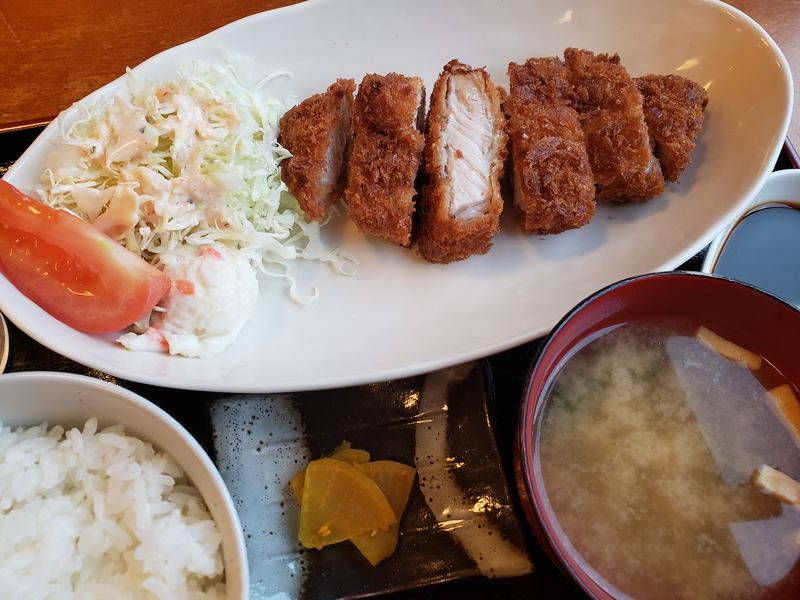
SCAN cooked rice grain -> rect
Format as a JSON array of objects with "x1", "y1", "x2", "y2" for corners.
[{"x1": 0, "y1": 418, "x2": 226, "y2": 599}]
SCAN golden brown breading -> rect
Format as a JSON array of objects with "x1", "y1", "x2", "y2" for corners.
[
  {"x1": 418, "y1": 60, "x2": 507, "y2": 263},
  {"x1": 506, "y1": 58, "x2": 596, "y2": 234},
  {"x1": 565, "y1": 48, "x2": 664, "y2": 203},
  {"x1": 345, "y1": 73, "x2": 425, "y2": 247},
  {"x1": 508, "y1": 56, "x2": 573, "y2": 105},
  {"x1": 345, "y1": 130, "x2": 423, "y2": 246},
  {"x1": 351, "y1": 73, "x2": 426, "y2": 137},
  {"x1": 278, "y1": 79, "x2": 355, "y2": 222},
  {"x1": 636, "y1": 74, "x2": 708, "y2": 182}
]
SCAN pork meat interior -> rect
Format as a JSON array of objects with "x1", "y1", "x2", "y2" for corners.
[{"x1": 418, "y1": 60, "x2": 507, "y2": 263}]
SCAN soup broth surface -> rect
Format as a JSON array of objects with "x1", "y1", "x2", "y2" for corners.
[{"x1": 538, "y1": 321, "x2": 800, "y2": 600}]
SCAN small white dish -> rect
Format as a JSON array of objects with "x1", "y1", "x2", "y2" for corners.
[
  {"x1": 0, "y1": 372, "x2": 248, "y2": 597},
  {"x1": 702, "y1": 169, "x2": 800, "y2": 304},
  {"x1": 0, "y1": 0, "x2": 793, "y2": 392}
]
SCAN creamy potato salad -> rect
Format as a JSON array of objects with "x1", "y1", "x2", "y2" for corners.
[{"x1": 38, "y1": 59, "x2": 348, "y2": 357}]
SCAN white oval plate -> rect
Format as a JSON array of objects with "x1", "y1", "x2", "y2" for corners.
[{"x1": 0, "y1": 0, "x2": 792, "y2": 392}]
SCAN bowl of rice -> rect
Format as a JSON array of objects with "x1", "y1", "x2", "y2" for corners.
[{"x1": 0, "y1": 371, "x2": 247, "y2": 599}]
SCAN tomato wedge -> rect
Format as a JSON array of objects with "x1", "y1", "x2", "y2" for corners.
[{"x1": 0, "y1": 180, "x2": 169, "y2": 333}]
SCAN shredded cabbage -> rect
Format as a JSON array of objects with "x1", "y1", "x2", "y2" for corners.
[{"x1": 38, "y1": 58, "x2": 351, "y2": 303}]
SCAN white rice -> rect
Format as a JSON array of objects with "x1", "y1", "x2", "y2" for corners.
[{"x1": 0, "y1": 418, "x2": 226, "y2": 599}]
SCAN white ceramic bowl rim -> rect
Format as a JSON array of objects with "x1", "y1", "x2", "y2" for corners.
[{"x1": 0, "y1": 371, "x2": 248, "y2": 596}]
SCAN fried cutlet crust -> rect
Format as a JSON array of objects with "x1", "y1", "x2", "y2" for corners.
[
  {"x1": 506, "y1": 58, "x2": 596, "y2": 234},
  {"x1": 418, "y1": 60, "x2": 507, "y2": 263},
  {"x1": 565, "y1": 48, "x2": 664, "y2": 203},
  {"x1": 508, "y1": 104, "x2": 596, "y2": 234},
  {"x1": 278, "y1": 79, "x2": 355, "y2": 222},
  {"x1": 346, "y1": 130, "x2": 423, "y2": 246},
  {"x1": 636, "y1": 74, "x2": 708, "y2": 182},
  {"x1": 351, "y1": 73, "x2": 426, "y2": 137},
  {"x1": 508, "y1": 57, "x2": 573, "y2": 105},
  {"x1": 345, "y1": 73, "x2": 425, "y2": 247}
]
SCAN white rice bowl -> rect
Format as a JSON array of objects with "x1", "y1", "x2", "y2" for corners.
[{"x1": 0, "y1": 417, "x2": 226, "y2": 599}]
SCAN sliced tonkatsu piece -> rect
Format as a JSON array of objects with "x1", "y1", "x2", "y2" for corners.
[
  {"x1": 564, "y1": 48, "x2": 664, "y2": 203},
  {"x1": 344, "y1": 73, "x2": 426, "y2": 246},
  {"x1": 417, "y1": 60, "x2": 507, "y2": 263},
  {"x1": 350, "y1": 72, "x2": 426, "y2": 136},
  {"x1": 636, "y1": 74, "x2": 708, "y2": 182},
  {"x1": 278, "y1": 79, "x2": 356, "y2": 222},
  {"x1": 506, "y1": 58, "x2": 595, "y2": 234},
  {"x1": 346, "y1": 131, "x2": 424, "y2": 246},
  {"x1": 508, "y1": 55, "x2": 573, "y2": 104}
]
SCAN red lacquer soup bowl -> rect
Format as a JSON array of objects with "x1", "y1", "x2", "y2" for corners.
[{"x1": 515, "y1": 271, "x2": 800, "y2": 599}]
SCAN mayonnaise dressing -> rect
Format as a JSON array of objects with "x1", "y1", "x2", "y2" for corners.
[{"x1": 118, "y1": 245, "x2": 259, "y2": 358}]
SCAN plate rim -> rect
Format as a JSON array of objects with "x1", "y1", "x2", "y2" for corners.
[{"x1": 0, "y1": 0, "x2": 794, "y2": 392}]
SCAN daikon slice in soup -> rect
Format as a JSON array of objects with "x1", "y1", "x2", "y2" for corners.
[{"x1": 537, "y1": 320, "x2": 800, "y2": 600}]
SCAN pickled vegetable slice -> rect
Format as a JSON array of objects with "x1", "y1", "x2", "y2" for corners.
[
  {"x1": 352, "y1": 460, "x2": 416, "y2": 565},
  {"x1": 330, "y1": 448, "x2": 370, "y2": 464},
  {"x1": 289, "y1": 470, "x2": 305, "y2": 501},
  {"x1": 332, "y1": 440, "x2": 352, "y2": 453},
  {"x1": 298, "y1": 458, "x2": 396, "y2": 550},
  {"x1": 289, "y1": 443, "x2": 371, "y2": 501}
]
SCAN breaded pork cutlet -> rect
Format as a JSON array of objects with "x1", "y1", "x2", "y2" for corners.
[
  {"x1": 417, "y1": 60, "x2": 507, "y2": 263},
  {"x1": 636, "y1": 74, "x2": 708, "y2": 182},
  {"x1": 344, "y1": 73, "x2": 426, "y2": 246},
  {"x1": 564, "y1": 48, "x2": 664, "y2": 203},
  {"x1": 278, "y1": 79, "x2": 355, "y2": 222},
  {"x1": 506, "y1": 57, "x2": 595, "y2": 234}
]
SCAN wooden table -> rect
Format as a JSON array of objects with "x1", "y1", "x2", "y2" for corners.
[
  {"x1": 0, "y1": 0, "x2": 798, "y2": 150},
  {"x1": 728, "y1": 0, "x2": 800, "y2": 159},
  {"x1": 0, "y1": 0, "x2": 300, "y2": 130}
]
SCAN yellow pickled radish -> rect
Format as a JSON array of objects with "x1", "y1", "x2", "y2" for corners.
[
  {"x1": 289, "y1": 444, "x2": 371, "y2": 501},
  {"x1": 298, "y1": 458, "x2": 396, "y2": 550},
  {"x1": 289, "y1": 469, "x2": 305, "y2": 502},
  {"x1": 330, "y1": 448, "x2": 370, "y2": 464},
  {"x1": 352, "y1": 460, "x2": 416, "y2": 565},
  {"x1": 331, "y1": 440, "x2": 352, "y2": 453}
]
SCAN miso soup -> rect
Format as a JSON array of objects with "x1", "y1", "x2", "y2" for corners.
[{"x1": 537, "y1": 320, "x2": 800, "y2": 599}]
